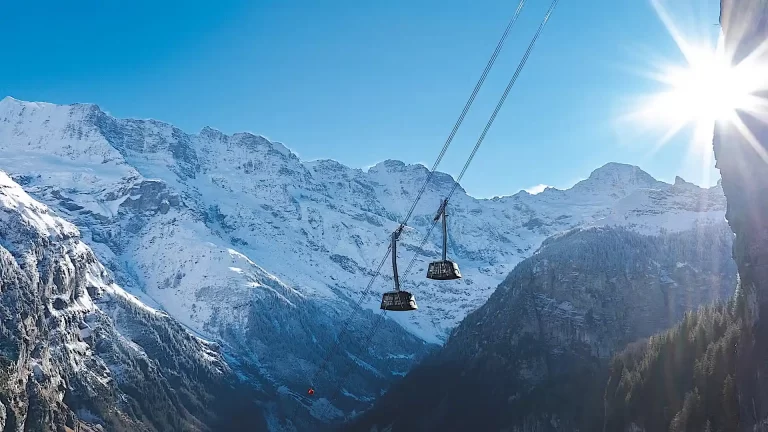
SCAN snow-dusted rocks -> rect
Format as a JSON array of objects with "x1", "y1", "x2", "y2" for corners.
[
  {"x1": 0, "y1": 97, "x2": 432, "y2": 426},
  {"x1": 0, "y1": 171, "x2": 270, "y2": 431}
]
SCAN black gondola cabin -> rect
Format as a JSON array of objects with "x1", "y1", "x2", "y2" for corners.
[
  {"x1": 426, "y1": 199, "x2": 462, "y2": 281},
  {"x1": 427, "y1": 260, "x2": 462, "y2": 280},
  {"x1": 380, "y1": 290, "x2": 418, "y2": 311},
  {"x1": 380, "y1": 228, "x2": 419, "y2": 311}
]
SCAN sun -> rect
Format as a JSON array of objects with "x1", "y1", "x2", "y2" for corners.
[
  {"x1": 622, "y1": 0, "x2": 768, "y2": 155},
  {"x1": 657, "y1": 46, "x2": 750, "y2": 125},
  {"x1": 639, "y1": 39, "x2": 759, "y2": 144}
]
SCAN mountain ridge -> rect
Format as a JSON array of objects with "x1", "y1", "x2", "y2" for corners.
[
  {"x1": 0, "y1": 96, "x2": 729, "y2": 425},
  {"x1": 1, "y1": 95, "x2": 716, "y2": 195},
  {"x1": 0, "y1": 96, "x2": 727, "y2": 342}
]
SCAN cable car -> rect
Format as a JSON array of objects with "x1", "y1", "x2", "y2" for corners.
[
  {"x1": 380, "y1": 228, "x2": 418, "y2": 311},
  {"x1": 380, "y1": 290, "x2": 418, "y2": 311},
  {"x1": 426, "y1": 199, "x2": 462, "y2": 280},
  {"x1": 427, "y1": 260, "x2": 461, "y2": 280}
]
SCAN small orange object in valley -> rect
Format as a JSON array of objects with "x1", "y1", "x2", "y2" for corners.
[{"x1": 308, "y1": 388, "x2": 315, "y2": 395}]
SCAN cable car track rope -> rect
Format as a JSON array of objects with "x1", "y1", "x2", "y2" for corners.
[
  {"x1": 296, "y1": 0, "x2": 528, "y2": 401},
  {"x1": 398, "y1": 0, "x2": 527, "y2": 227},
  {"x1": 402, "y1": 0, "x2": 560, "y2": 284},
  {"x1": 295, "y1": 0, "x2": 560, "y2": 416},
  {"x1": 326, "y1": 0, "x2": 560, "y2": 404}
]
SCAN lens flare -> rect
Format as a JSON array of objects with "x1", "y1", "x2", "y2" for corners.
[{"x1": 621, "y1": 0, "x2": 768, "y2": 157}]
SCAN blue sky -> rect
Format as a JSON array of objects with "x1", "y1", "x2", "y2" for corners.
[{"x1": 1, "y1": 0, "x2": 722, "y2": 198}]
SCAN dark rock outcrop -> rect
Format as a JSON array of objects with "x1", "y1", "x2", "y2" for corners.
[
  {"x1": 345, "y1": 225, "x2": 736, "y2": 431},
  {"x1": 716, "y1": 0, "x2": 768, "y2": 321},
  {"x1": 716, "y1": 0, "x2": 768, "y2": 428}
]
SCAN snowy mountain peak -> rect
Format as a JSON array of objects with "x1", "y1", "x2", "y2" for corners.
[
  {"x1": 671, "y1": 175, "x2": 703, "y2": 191},
  {"x1": 367, "y1": 159, "x2": 415, "y2": 173},
  {"x1": 570, "y1": 162, "x2": 662, "y2": 198},
  {"x1": 306, "y1": 158, "x2": 357, "y2": 175},
  {"x1": 226, "y1": 131, "x2": 297, "y2": 160},
  {"x1": 0, "y1": 95, "x2": 50, "y2": 114},
  {"x1": 199, "y1": 125, "x2": 226, "y2": 139},
  {"x1": 70, "y1": 101, "x2": 102, "y2": 114},
  {"x1": 0, "y1": 95, "x2": 34, "y2": 107},
  {"x1": 586, "y1": 162, "x2": 657, "y2": 185},
  {"x1": 1, "y1": 95, "x2": 20, "y2": 105},
  {"x1": 1, "y1": 96, "x2": 100, "y2": 116},
  {"x1": 366, "y1": 159, "x2": 462, "y2": 195}
]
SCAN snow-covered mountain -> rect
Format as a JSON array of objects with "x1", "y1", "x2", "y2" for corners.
[
  {"x1": 0, "y1": 97, "x2": 434, "y2": 426},
  {"x1": 0, "y1": 96, "x2": 728, "y2": 424},
  {"x1": 0, "y1": 96, "x2": 727, "y2": 342},
  {"x1": 0, "y1": 170, "x2": 272, "y2": 431}
]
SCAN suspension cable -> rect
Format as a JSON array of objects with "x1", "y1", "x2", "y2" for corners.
[
  {"x1": 302, "y1": 244, "x2": 392, "y2": 392},
  {"x1": 323, "y1": 0, "x2": 562, "y2": 408},
  {"x1": 295, "y1": 0, "x2": 529, "y2": 400},
  {"x1": 404, "y1": 0, "x2": 560, "y2": 278},
  {"x1": 449, "y1": 0, "x2": 560, "y2": 196},
  {"x1": 398, "y1": 0, "x2": 528, "y2": 228}
]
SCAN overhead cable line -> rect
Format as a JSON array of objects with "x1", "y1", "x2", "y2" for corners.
[
  {"x1": 295, "y1": 0, "x2": 530, "y2": 403},
  {"x1": 326, "y1": 0, "x2": 562, "y2": 406},
  {"x1": 403, "y1": 0, "x2": 561, "y2": 279}
]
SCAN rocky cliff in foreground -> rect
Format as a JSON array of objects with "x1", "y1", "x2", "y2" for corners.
[{"x1": 600, "y1": 1, "x2": 768, "y2": 430}]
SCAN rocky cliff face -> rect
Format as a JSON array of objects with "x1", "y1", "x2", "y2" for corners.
[
  {"x1": 344, "y1": 224, "x2": 736, "y2": 432},
  {"x1": 716, "y1": 0, "x2": 768, "y2": 428},
  {"x1": 0, "y1": 171, "x2": 269, "y2": 431},
  {"x1": 716, "y1": 0, "x2": 768, "y2": 322}
]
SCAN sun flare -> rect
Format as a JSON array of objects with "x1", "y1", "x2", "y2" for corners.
[
  {"x1": 654, "y1": 46, "x2": 751, "y2": 125},
  {"x1": 624, "y1": 0, "x2": 768, "y2": 156},
  {"x1": 640, "y1": 39, "x2": 764, "y2": 140}
]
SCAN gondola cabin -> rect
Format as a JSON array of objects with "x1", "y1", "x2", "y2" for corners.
[
  {"x1": 425, "y1": 199, "x2": 463, "y2": 281},
  {"x1": 380, "y1": 228, "x2": 418, "y2": 311},
  {"x1": 380, "y1": 290, "x2": 418, "y2": 311},
  {"x1": 427, "y1": 260, "x2": 462, "y2": 280}
]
